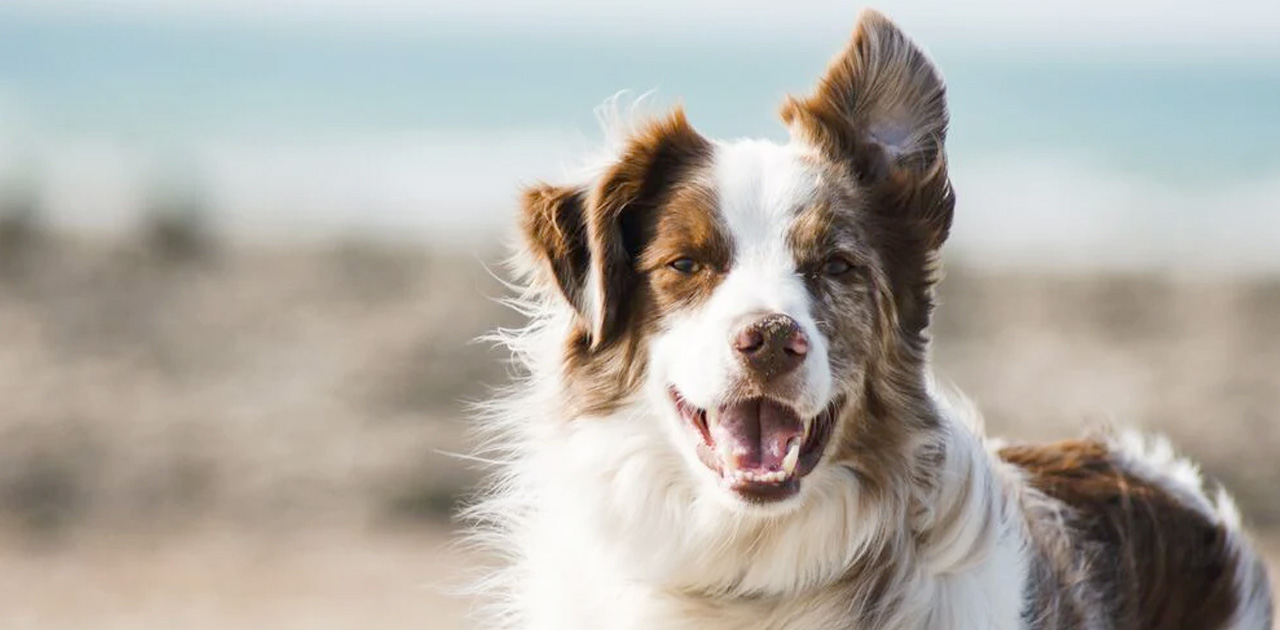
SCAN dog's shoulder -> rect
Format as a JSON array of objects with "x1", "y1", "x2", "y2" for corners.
[{"x1": 999, "y1": 436, "x2": 1271, "y2": 630}]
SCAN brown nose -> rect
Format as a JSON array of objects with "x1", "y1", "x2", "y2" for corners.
[{"x1": 733, "y1": 313, "x2": 808, "y2": 381}]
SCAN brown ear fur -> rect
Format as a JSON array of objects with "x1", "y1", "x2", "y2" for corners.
[
  {"x1": 519, "y1": 184, "x2": 592, "y2": 317},
  {"x1": 520, "y1": 108, "x2": 711, "y2": 350},
  {"x1": 781, "y1": 9, "x2": 954, "y2": 341},
  {"x1": 781, "y1": 9, "x2": 948, "y2": 188},
  {"x1": 584, "y1": 108, "x2": 711, "y2": 348}
]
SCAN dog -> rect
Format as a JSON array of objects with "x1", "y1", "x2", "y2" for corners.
[{"x1": 468, "y1": 9, "x2": 1274, "y2": 629}]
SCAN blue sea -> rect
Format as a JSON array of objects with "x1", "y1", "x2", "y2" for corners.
[{"x1": 1, "y1": 10, "x2": 1278, "y2": 268}]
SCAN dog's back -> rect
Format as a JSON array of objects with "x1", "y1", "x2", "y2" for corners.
[{"x1": 1002, "y1": 437, "x2": 1273, "y2": 630}]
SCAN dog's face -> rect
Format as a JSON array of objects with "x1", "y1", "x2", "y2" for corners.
[
  {"x1": 520, "y1": 11, "x2": 952, "y2": 510},
  {"x1": 644, "y1": 143, "x2": 887, "y2": 506}
]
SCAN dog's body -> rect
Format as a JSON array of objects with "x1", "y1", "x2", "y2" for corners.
[{"x1": 470, "y1": 10, "x2": 1273, "y2": 629}]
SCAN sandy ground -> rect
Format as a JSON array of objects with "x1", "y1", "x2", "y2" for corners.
[
  {"x1": 0, "y1": 234, "x2": 1276, "y2": 627},
  {"x1": 0, "y1": 526, "x2": 1273, "y2": 629},
  {"x1": 0, "y1": 526, "x2": 474, "y2": 630}
]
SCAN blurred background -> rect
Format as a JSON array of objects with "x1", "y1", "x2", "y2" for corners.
[{"x1": 0, "y1": 0, "x2": 1277, "y2": 627}]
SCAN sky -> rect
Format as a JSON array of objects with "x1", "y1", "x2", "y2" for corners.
[
  {"x1": 2, "y1": 0, "x2": 1278, "y2": 266},
  {"x1": 5, "y1": 0, "x2": 1280, "y2": 57}
]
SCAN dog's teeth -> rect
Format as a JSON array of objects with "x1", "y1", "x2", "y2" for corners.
[
  {"x1": 724, "y1": 468, "x2": 793, "y2": 485},
  {"x1": 782, "y1": 438, "x2": 801, "y2": 475},
  {"x1": 717, "y1": 442, "x2": 737, "y2": 467}
]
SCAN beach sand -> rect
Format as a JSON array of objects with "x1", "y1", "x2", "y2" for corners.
[{"x1": 0, "y1": 235, "x2": 1275, "y2": 628}]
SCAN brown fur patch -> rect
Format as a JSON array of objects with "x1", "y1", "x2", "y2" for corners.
[
  {"x1": 779, "y1": 9, "x2": 948, "y2": 186},
  {"x1": 780, "y1": 9, "x2": 953, "y2": 346},
  {"x1": 636, "y1": 181, "x2": 731, "y2": 313},
  {"x1": 525, "y1": 109, "x2": 729, "y2": 417},
  {"x1": 519, "y1": 184, "x2": 590, "y2": 316},
  {"x1": 1001, "y1": 439, "x2": 1241, "y2": 629},
  {"x1": 785, "y1": 184, "x2": 887, "y2": 370},
  {"x1": 585, "y1": 108, "x2": 713, "y2": 348}
]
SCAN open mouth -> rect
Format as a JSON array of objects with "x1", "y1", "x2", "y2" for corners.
[{"x1": 669, "y1": 388, "x2": 843, "y2": 504}]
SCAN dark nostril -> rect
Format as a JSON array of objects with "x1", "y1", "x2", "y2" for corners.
[
  {"x1": 732, "y1": 313, "x2": 807, "y2": 381},
  {"x1": 734, "y1": 327, "x2": 765, "y2": 354}
]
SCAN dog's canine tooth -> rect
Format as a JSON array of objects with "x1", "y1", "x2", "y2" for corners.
[{"x1": 782, "y1": 438, "x2": 801, "y2": 475}]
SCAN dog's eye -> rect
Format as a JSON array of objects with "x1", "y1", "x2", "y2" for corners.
[
  {"x1": 668, "y1": 258, "x2": 702, "y2": 274},
  {"x1": 821, "y1": 256, "x2": 856, "y2": 277}
]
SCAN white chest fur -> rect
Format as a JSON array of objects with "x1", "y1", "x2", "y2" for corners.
[{"x1": 506, "y1": 414, "x2": 1031, "y2": 630}]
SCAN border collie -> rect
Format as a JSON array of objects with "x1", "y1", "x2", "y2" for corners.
[{"x1": 470, "y1": 9, "x2": 1273, "y2": 629}]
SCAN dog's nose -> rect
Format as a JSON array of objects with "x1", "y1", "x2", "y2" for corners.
[{"x1": 733, "y1": 313, "x2": 808, "y2": 380}]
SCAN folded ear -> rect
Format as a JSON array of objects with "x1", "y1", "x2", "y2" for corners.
[
  {"x1": 519, "y1": 183, "x2": 592, "y2": 317},
  {"x1": 780, "y1": 9, "x2": 952, "y2": 250},
  {"x1": 520, "y1": 108, "x2": 710, "y2": 350}
]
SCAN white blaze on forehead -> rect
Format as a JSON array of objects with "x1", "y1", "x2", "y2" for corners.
[
  {"x1": 712, "y1": 139, "x2": 820, "y2": 262},
  {"x1": 649, "y1": 139, "x2": 833, "y2": 416},
  {"x1": 708, "y1": 139, "x2": 823, "y2": 319}
]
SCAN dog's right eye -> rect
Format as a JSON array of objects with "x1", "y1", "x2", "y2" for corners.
[
  {"x1": 821, "y1": 256, "x2": 856, "y2": 277},
  {"x1": 668, "y1": 258, "x2": 702, "y2": 274}
]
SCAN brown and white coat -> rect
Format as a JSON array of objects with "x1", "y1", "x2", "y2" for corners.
[{"x1": 469, "y1": 9, "x2": 1274, "y2": 630}]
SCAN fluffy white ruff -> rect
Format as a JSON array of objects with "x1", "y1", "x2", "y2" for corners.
[{"x1": 464, "y1": 304, "x2": 1030, "y2": 629}]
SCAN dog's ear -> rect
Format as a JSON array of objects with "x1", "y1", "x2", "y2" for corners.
[
  {"x1": 781, "y1": 10, "x2": 953, "y2": 340},
  {"x1": 521, "y1": 108, "x2": 710, "y2": 349},
  {"x1": 780, "y1": 9, "x2": 952, "y2": 251},
  {"x1": 519, "y1": 183, "x2": 593, "y2": 318}
]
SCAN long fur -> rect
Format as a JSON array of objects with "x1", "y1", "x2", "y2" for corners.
[{"x1": 462, "y1": 9, "x2": 1273, "y2": 630}]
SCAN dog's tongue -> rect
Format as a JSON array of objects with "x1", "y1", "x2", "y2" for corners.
[{"x1": 708, "y1": 399, "x2": 803, "y2": 473}]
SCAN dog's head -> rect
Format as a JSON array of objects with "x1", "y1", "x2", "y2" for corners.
[{"x1": 518, "y1": 10, "x2": 951, "y2": 511}]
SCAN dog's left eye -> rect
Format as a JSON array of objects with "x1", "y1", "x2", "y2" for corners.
[
  {"x1": 821, "y1": 256, "x2": 856, "y2": 277},
  {"x1": 669, "y1": 258, "x2": 702, "y2": 274}
]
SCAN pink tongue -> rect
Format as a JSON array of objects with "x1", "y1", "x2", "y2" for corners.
[{"x1": 707, "y1": 399, "x2": 803, "y2": 472}]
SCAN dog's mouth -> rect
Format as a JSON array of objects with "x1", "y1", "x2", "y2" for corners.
[{"x1": 669, "y1": 388, "x2": 842, "y2": 504}]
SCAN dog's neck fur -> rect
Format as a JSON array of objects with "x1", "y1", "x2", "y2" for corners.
[{"x1": 471, "y1": 310, "x2": 1029, "y2": 630}]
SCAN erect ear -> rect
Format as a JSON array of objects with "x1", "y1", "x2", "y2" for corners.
[
  {"x1": 519, "y1": 108, "x2": 710, "y2": 350},
  {"x1": 780, "y1": 9, "x2": 952, "y2": 251}
]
